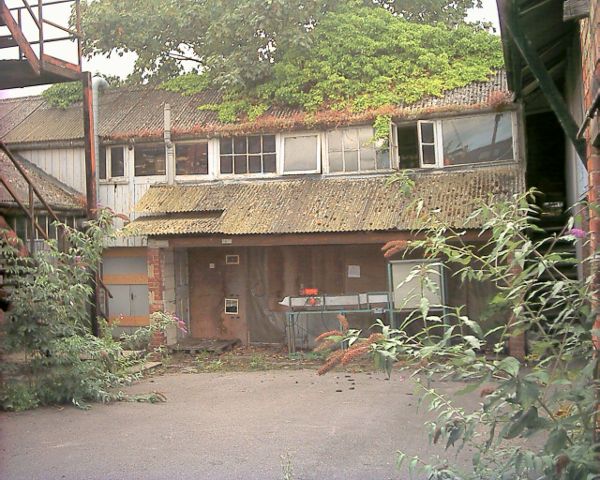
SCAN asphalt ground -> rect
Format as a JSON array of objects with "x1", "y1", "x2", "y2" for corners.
[{"x1": 1, "y1": 369, "x2": 486, "y2": 480}]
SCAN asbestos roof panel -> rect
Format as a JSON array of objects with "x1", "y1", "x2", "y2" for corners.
[
  {"x1": 1, "y1": 71, "x2": 510, "y2": 144},
  {"x1": 124, "y1": 163, "x2": 525, "y2": 236},
  {"x1": 0, "y1": 150, "x2": 85, "y2": 211}
]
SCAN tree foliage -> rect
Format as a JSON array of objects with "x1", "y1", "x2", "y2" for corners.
[{"x1": 80, "y1": 1, "x2": 499, "y2": 107}]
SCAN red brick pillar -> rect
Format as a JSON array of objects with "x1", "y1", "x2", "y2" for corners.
[{"x1": 147, "y1": 247, "x2": 165, "y2": 348}]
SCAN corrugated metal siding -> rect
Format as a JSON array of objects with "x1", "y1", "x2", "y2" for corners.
[{"x1": 125, "y1": 164, "x2": 525, "y2": 236}]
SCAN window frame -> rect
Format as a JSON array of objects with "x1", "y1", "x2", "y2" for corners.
[
  {"x1": 281, "y1": 131, "x2": 321, "y2": 175},
  {"x1": 412, "y1": 111, "x2": 518, "y2": 169},
  {"x1": 325, "y1": 125, "x2": 394, "y2": 175},
  {"x1": 174, "y1": 140, "x2": 210, "y2": 179},
  {"x1": 224, "y1": 298, "x2": 239, "y2": 315},
  {"x1": 99, "y1": 145, "x2": 127, "y2": 182},
  {"x1": 133, "y1": 143, "x2": 167, "y2": 178},
  {"x1": 217, "y1": 134, "x2": 278, "y2": 178}
]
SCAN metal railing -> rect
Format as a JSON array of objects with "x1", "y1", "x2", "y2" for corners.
[{"x1": 2, "y1": 0, "x2": 82, "y2": 69}]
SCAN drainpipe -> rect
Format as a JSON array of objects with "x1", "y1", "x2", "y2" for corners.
[
  {"x1": 92, "y1": 76, "x2": 109, "y2": 179},
  {"x1": 164, "y1": 103, "x2": 175, "y2": 184}
]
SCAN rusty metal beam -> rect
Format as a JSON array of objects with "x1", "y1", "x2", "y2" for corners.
[{"x1": 0, "y1": 0, "x2": 40, "y2": 75}]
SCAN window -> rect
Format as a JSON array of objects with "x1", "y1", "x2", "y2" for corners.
[
  {"x1": 283, "y1": 134, "x2": 320, "y2": 173},
  {"x1": 398, "y1": 112, "x2": 515, "y2": 169},
  {"x1": 225, "y1": 255, "x2": 240, "y2": 265},
  {"x1": 390, "y1": 260, "x2": 444, "y2": 310},
  {"x1": 219, "y1": 135, "x2": 276, "y2": 175},
  {"x1": 441, "y1": 112, "x2": 514, "y2": 166},
  {"x1": 176, "y1": 142, "x2": 208, "y2": 176},
  {"x1": 327, "y1": 126, "x2": 390, "y2": 173},
  {"x1": 99, "y1": 146, "x2": 125, "y2": 179},
  {"x1": 134, "y1": 144, "x2": 166, "y2": 176},
  {"x1": 224, "y1": 298, "x2": 239, "y2": 314},
  {"x1": 418, "y1": 121, "x2": 439, "y2": 167}
]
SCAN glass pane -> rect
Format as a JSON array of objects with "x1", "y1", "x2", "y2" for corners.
[
  {"x1": 420, "y1": 123, "x2": 434, "y2": 144},
  {"x1": 248, "y1": 136, "x2": 261, "y2": 154},
  {"x1": 329, "y1": 151, "x2": 343, "y2": 172},
  {"x1": 263, "y1": 154, "x2": 276, "y2": 173},
  {"x1": 234, "y1": 154, "x2": 247, "y2": 174},
  {"x1": 111, "y1": 147, "x2": 125, "y2": 177},
  {"x1": 48, "y1": 218, "x2": 57, "y2": 240},
  {"x1": 376, "y1": 149, "x2": 391, "y2": 170},
  {"x1": 345, "y1": 150, "x2": 359, "y2": 171},
  {"x1": 134, "y1": 144, "x2": 165, "y2": 176},
  {"x1": 220, "y1": 138, "x2": 232, "y2": 155},
  {"x1": 358, "y1": 127, "x2": 374, "y2": 148},
  {"x1": 176, "y1": 143, "x2": 208, "y2": 175},
  {"x1": 342, "y1": 128, "x2": 359, "y2": 151},
  {"x1": 263, "y1": 135, "x2": 276, "y2": 153},
  {"x1": 99, "y1": 147, "x2": 107, "y2": 179},
  {"x1": 360, "y1": 146, "x2": 376, "y2": 171},
  {"x1": 234, "y1": 137, "x2": 247, "y2": 154},
  {"x1": 220, "y1": 155, "x2": 233, "y2": 174},
  {"x1": 284, "y1": 135, "x2": 318, "y2": 172},
  {"x1": 442, "y1": 112, "x2": 514, "y2": 166},
  {"x1": 248, "y1": 155, "x2": 262, "y2": 173},
  {"x1": 422, "y1": 145, "x2": 436, "y2": 165},
  {"x1": 35, "y1": 215, "x2": 47, "y2": 240},
  {"x1": 328, "y1": 130, "x2": 342, "y2": 152}
]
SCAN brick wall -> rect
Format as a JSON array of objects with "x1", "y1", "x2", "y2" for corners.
[{"x1": 580, "y1": 4, "x2": 600, "y2": 348}]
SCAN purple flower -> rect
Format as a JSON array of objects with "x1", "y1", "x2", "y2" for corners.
[{"x1": 568, "y1": 228, "x2": 586, "y2": 239}]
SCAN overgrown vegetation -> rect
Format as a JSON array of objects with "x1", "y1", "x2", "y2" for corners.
[
  {"x1": 0, "y1": 212, "x2": 180, "y2": 410},
  {"x1": 81, "y1": 1, "x2": 502, "y2": 123},
  {"x1": 42, "y1": 81, "x2": 83, "y2": 109},
  {"x1": 317, "y1": 191, "x2": 598, "y2": 479}
]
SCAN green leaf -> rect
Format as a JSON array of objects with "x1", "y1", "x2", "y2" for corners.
[{"x1": 496, "y1": 356, "x2": 520, "y2": 377}]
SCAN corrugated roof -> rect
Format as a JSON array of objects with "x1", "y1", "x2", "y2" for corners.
[
  {"x1": 1, "y1": 71, "x2": 510, "y2": 145},
  {"x1": 0, "y1": 151, "x2": 84, "y2": 211},
  {"x1": 124, "y1": 163, "x2": 525, "y2": 236}
]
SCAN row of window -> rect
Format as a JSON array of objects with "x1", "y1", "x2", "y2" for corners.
[
  {"x1": 8, "y1": 214, "x2": 81, "y2": 242},
  {"x1": 98, "y1": 112, "x2": 516, "y2": 180}
]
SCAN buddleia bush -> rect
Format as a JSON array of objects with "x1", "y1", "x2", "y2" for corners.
[
  {"x1": 0, "y1": 211, "x2": 179, "y2": 410},
  {"x1": 318, "y1": 190, "x2": 598, "y2": 479}
]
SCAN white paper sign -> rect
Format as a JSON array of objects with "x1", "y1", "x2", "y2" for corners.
[{"x1": 348, "y1": 265, "x2": 360, "y2": 278}]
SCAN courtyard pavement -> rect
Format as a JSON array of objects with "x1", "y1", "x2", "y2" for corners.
[{"x1": 1, "y1": 369, "x2": 483, "y2": 480}]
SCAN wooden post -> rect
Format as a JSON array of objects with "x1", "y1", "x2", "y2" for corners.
[{"x1": 82, "y1": 72, "x2": 100, "y2": 337}]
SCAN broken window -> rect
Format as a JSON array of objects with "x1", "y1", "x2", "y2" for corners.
[
  {"x1": 219, "y1": 135, "x2": 276, "y2": 175},
  {"x1": 134, "y1": 144, "x2": 166, "y2": 176},
  {"x1": 283, "y1": 133, "x2": 320, "y2": 173},
  {"x1": 176, "y1": 142, "x2": 208, "y2": 175},
  {"x1": 327, "y1": 126, "x2": 390, "y2": 173}
]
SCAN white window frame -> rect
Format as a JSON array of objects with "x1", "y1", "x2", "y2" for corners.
[
  {"x1": 216, "y1": 134, "x2": 279, "y2": 178},
  {"x1": 174, "y1": 140, "x2": 210, "y2": 180},
  {"x1": 133, "y1": 143, "x2": 168, "y2": 178},
  {"x1": 417, "y1": 120, "x2": 443, "y2": 168},
  {"x1": 224, "y1": 298, "x2": 239, "y2": 315},
  {"x1": 281, "y1": 131, "x2": 321, "y2": 175},
  {"x1": 99, "y1": 145, "x2": 127, "y2": 182},
  {"x1": 324, "y1": 125, "x2": 394, "y2": 174},
  {"x1": 225, "y1": 254, "x2": 240, "y2": 265}
]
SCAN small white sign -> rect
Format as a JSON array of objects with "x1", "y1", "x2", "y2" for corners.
[
  {"x1": 221, "y1": 238, "x2": 233, "y2": 244},
  {"x1": 209, "y1": 263, "x2": 215, "y2": 269},
  {"x1": 348, "y1": 265, "x2": 361, "y2": 278}
]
